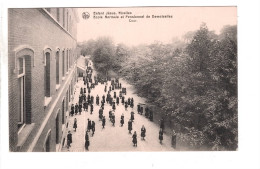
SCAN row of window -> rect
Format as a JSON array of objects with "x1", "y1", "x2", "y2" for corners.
[
  {"x1": 45, "y1": 8, "x2": 73, "y2": 34},
  {"x1": 44, "y1": 48, "x2": 75, "y2": 98},
  {"x1": 16, "y1": 47, "x2": 76, "y2": 132},
  {"x1": 45, "y1": 77, "x2": 76, "y2": 152}
]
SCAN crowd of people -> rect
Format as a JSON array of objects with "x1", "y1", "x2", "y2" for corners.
[{"x1": 66, "y1": 60, "x2": 177, "y2": 151}]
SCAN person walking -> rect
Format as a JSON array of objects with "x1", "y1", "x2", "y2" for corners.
[
  {"x1": 130, "y1": 111, "x2": 135, "y2": 122},
  {"x1": 111, "y1": 113, "x2": 115, "y2": 126},
  {"x1": 87, "y1": 119, "x2": 92, "y2": 132},
  {"x1": 78, "y1": 103, "x2": 82, "y2": 115},
  {"x1": 125, "y1": 102, "x2": 128, "y2": 110},
  {"x1": 90, "y1": 104, "x2": 94, "y2": 114},
  {"x1": 96, "y1": 95, "x2": 99, "y2": 105},
  {"x1": 73, "y1": 118, "x2": 77, "y2": 132},
  {"x1": 75, "y1": 103, "x2": 78, "y2": 115},
  {"x1": 171, "y1": 129, "x2": 177, "y2": 149},
  {"x1": 70, "y1": 104, "x2": 75, "y2": 116},
  {"x1": 120, "y1": 114, "x2": 124, "y2": 127},
  {"x1": 160, "y1": 118, "x2": 165, "y2": 132},
  {"x1": 114, "y1": 91, "x2": 116, "y2": 99},
  {"x1": 67, "y1": 131, "x2": 72, "y2": 149},
  {"x1": 83, "y1": 100, "x2": 88, "y2": 112},
  {"x1": 99, "y1": 108, "x2": 103, "y2": 121},
  {"x1": 128, "y1": 119, "x2": 132, "y2": 134},
  {"x1": 116, "y1": 97, "x2": 119, "y2": 105},
  {"x1": 159, "y1": 128, "x2": 164, "y2": 144},
  {"x1": 91, "y1": 121, "x2": 95, "y2": 137},
  {"x1": 121, "y1": 96, "x2": 125, "y2": 104},
  {"x1": 85, "y1": 131, "x2": 90, "y2": 151},
  {"x1": 132, "y1": 131, "x2": 137, "y2": 147},
  {"x1": 102, "y1": 116, "x2": 106, "y2": 129},
  {"x1": 141, "y1": 125, "x2": 146, "y2": 140},
  {"x1": 102, "y1": 95, "x2": 105, "y2": 103}
]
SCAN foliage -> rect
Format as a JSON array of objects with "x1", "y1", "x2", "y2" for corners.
[
  {"x1": 119, "y1": 23, "x2": 238, "y2": 150},
  {"x1": 78, "y1": 23, "x2": 238, "y2": 150}
]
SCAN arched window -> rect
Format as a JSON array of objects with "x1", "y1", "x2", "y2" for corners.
[
  {"x1": 62, "y1": 98, "x2": 65, "y2": 124},
  {"x1": 44, "y1": 52, "x2": 51, "y2": 97},
  {"x1": 66, "y1": 49, "x2": 69, "y2": 72},
  {"x1": 63, "y1": 8, "x2": 65, "y2": 28},
  {"x1": 56, "y1": 8, "x2": 60, "y2": 22},
  {"x1": 55, "y1": 110, "x2": 60, "y2": 144},
  {"x1": 67, "y1": 11, "x2": 69, "y2": 31},
  {"x1": 56, "y1": 50, "x2": 60, "y2": 85},
  {"x1": 62, "y1": 50, "x2": 65, "y2": 77},
  {"x1": 14, "y1": 46, "x2": 33, "y2": 129}
]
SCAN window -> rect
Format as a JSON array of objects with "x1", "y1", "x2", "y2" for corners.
[
  {"x1": 68, "y1": 85, "x2": 71, "y2": 103},
  {"x1": 16, "y1": 51, "x2": 32, "y2": 130},
  {"x1": 62, "y1": 99, "x2": 65, "y2": 124},
  {"x1": 63, "y1": 8, "x2": 65, "y2": 28},
  {"x1": 56, "y1": 112, "x2": 59, "y2": 144},
  {"x1": 62, "y1": 50, "x2": 65, "y2": 77},
  {"x1": 67, "y1": 11, "x2": 69, "y2": 31},
  {"x1": 18, "y1": 57, "x2": 25, "y2": 128},
  {"x1": 57, "y1": 8, "x2": 60, "y2": 22},
  {"x1": 56, "y1": 51, "x2": 59, "y2": 84},
  {"x1": 67, "y1": 49, "x2": 69, "y2": 72},
  {"x1": 44, "y1": 52, "x2": 51, "y2": 97}
]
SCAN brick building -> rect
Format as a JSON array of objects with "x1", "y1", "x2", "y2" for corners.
[{"x1": 8, "y1": 8, "x2": 79, "y2": 152}]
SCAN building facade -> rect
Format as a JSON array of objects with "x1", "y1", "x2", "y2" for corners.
[{"x1": 8, "y1": 8, "x2": 79, "y2": 152}]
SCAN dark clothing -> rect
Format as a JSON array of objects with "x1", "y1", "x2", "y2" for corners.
[
  {"x1": 131, "y1": 112, "x2": 134, "y2": 121},
  {"x1": 132, "y1": 133, "x2": 137, "y2": 146},
  {"x1": 87, "y1": 120, "x2": 92, "y2": 132},
  {"x1": 116, "y1": 97, "x2": 119, "y2": 105},
  {"x1": 120, "y1": 115, "x2": 124, "y2": 126},
  {"x1": 141, "y1": 127, "x2": 146, "y2": 138},
  {"x1": 90, "y1": 104, "x2": 94, "y2": 114},
  {"x1": 128, "y1": 121, "x2": 132, "y2": 132},
  {"x1": 79, "y1": 104, "x2": 82, "y2": 114},
  {"x1": 171, "y1": 134, "x2": 177, "y2": 148},
  {"x1": 92, "y1": 121, "x2": 95, "y2": 136},
  {"x1": 67, "y1": 133, "x2": 72, "y2": 147},
  {"x1": 85, "y1": 132, "x2": 89, "y2": 150},
  {"x1": 75, "y1": 104, "x2": 79, "y2": 114},
  {"x1": 102, "y1": 117, "x2": 106, "y2": 128},
  {"x1": 73, "y1": 121, "x2": 77, "y2": 129}
]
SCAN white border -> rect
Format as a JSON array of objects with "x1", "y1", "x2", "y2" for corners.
[{"x1": 1, "y1": 0, "x2": 260, "y2": 169}]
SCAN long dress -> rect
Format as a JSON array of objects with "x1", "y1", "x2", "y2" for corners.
[{"x1": 132, "y1": 133, "x2": 137, "y2": 145}]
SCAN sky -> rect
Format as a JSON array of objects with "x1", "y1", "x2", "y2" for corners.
[{"x1": 77, "y1": 7, "x2": 237, "y2": 46}]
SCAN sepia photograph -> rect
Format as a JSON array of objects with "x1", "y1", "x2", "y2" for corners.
[
  {"x1": 2, "y1": 1, "x2": 260, "y2": 169},
  {"x1": 8, "y1": 7, "x2": 238, "y2": 152}
]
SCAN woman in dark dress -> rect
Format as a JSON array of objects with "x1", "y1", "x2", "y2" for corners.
[
  {"x1": 130, "y1": 111, "x2": 135, "y2": 122},
  {"x1": 75, "y1": 103, "x2": 79, "y2": 115},
  {"x1": 141, "y1": 125, "x2": 146, "y2": 140},
  {"x1": 85, "y1": 131, "x2": 90, "y2": 150},
  {"x1": 128, "y1": 119, "x2": 132, "y2": 134},
  {"x1": 78, "y1": 103, "x2": 82, "y2": 115},
  {"x1": 83, "y1": 101, "x2": 88, "y2": 111},
  {"x1": 87, "y1": 119, "x2": 92, "y2": 132},
  {"x1": 91, "y1": 121, "x2": 95, "y2": 136},
  {"x1": 120, "y1": 114, "x2": 124, "y2": 127},
  {"x1": 67, "y1": 131, "x2": 72, "y2": 148},
  {"x1": 159, "y1": 128, "x2": 164, "y2": 144},
  {"x1": 90, "y1": 104, "x2": 94, "y2": 114},
  {"x1": 132, "y1": 131, "x2": 137, "y2": 147},
  {"x1": 71, "y1": 104, "x2": 75, "y2": 116},
  {"x1": 102, "y1": 116, "x2": 106, "y2": 129}
]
